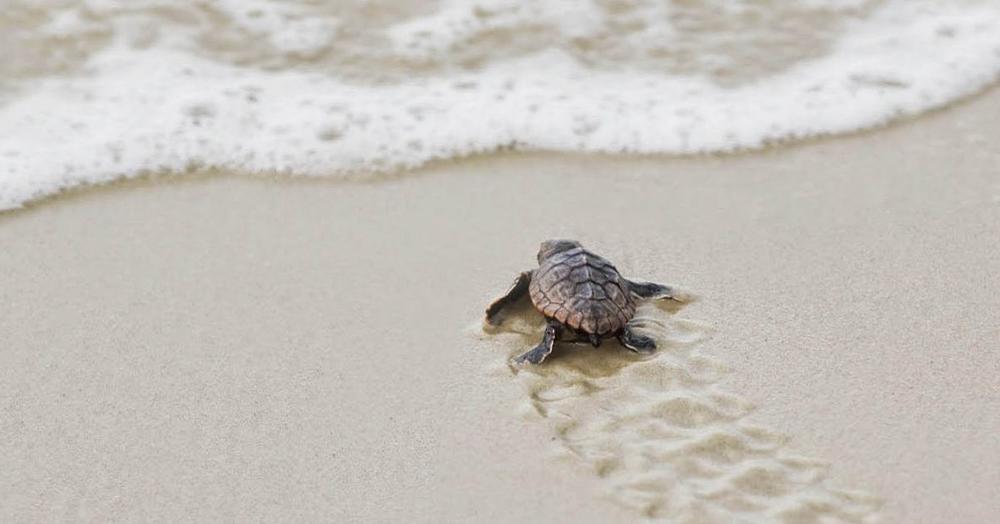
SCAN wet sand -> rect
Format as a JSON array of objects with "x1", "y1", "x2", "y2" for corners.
[{"x1": 1, "y1": 90, "x2": 999, "y2": 522}]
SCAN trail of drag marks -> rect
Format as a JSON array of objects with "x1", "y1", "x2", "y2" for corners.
[{"x1": 476, "y1": 297, "x2": 882, "y2": 523}]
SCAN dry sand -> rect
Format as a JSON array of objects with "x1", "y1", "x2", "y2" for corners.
[{"x1": 2, "y1": 89, "x2": 999, "y2": 522}]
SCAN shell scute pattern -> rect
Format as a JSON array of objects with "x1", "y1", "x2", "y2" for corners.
[
  {"x1": 576, "y1": 281, "x2": 608, "y2": 300},
  {"x1": 530, "y1": 247, "x2": 636, "y2": 335}
]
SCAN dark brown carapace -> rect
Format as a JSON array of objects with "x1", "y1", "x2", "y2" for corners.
[
  {"x1": 485, "y1": 239, "x2": 681, "y2": 365},
  {"x1": 528, "y1": 240, "x2": 635, "y2": 337}
]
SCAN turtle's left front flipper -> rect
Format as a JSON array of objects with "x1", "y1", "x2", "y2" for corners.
[
  {"x1": 485, "y1": 271, "x2": 533, "y2": 326},
  {"x1": 628, "y1": 279, "x2": 679, "y2": 301}
]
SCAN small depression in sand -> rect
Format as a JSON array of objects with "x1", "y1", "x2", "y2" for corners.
[{"x1": 475, "y1": 293, "x2": 882, "y2": 523}]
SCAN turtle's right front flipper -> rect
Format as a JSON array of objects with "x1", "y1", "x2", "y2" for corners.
[
  {"x1": 628, "y1": 280, "x2": 679, "y2": 301},
  {"x1": 512, "y1": 321, "x2": 559, "y2": 365},
  {"x1": 485, "y1": 271, "x2": 533, "y2": 326}
]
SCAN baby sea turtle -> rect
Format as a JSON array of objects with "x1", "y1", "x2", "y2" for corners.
[{"x1": 485, "y1": 239, "x2": 681, "y2": 365}]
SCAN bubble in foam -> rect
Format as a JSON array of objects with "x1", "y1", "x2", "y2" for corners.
[{"x1": 2, "y1": 0, "x2": 1000, "y2": 209}]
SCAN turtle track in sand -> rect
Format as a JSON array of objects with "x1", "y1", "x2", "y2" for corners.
[{"x1": 477, "y1": 298, "x2": 882, "y2": 523}]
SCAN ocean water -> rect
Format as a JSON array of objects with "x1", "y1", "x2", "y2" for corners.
[{"x1": 2, "y1": 0, "x2": 1000, "y2": 209}]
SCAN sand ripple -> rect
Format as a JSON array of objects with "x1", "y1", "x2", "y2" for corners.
[{"x1": 478, "y1": 299, "x2": 881, "y2": 523}]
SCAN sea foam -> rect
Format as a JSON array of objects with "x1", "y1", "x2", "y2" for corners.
[{"x1": 2, "y1": 0, "x2": 1000, "y2": 209}]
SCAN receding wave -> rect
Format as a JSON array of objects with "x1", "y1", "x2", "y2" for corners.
[{"x1": 3, "y1": 0, "x2": 1000, "y2": 209}]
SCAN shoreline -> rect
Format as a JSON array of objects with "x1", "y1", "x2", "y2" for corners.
[{"x1": 4, "y1": 82, "x2": 1000, "y2": 218}]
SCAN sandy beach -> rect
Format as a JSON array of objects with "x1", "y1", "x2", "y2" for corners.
[{"x1": 3, "y1": 85, "x2": 1000, "y2": 523}]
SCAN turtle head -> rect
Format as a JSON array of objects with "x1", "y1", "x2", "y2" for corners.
[{"x1": 537, "y1": 239, "x2": 582, "y2": 263}]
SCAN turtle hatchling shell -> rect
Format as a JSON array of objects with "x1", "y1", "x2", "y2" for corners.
[{"x1": 529, "y1": 246, "x2": 636, "y2": 335}]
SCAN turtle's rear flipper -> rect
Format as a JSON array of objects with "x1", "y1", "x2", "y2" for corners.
[
  {"x1": 486, "y1": 271, "x2": 533, "y2": 326},
  {"x1": 628, "y1": 280, "x2": 678, "y2": 301},
  {"x1": 619, "y1": 325, "x2": 656, "y2": 354},
  {"x1": 513, "y1": 322, "x2": 558, "y2": 365}
]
